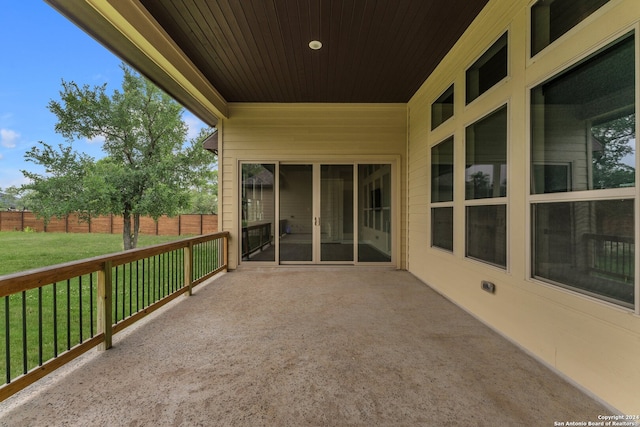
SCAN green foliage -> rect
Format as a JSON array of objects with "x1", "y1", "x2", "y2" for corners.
[
  {"x1": 591, "y1": 113, "x2": 636, "y2": 189},
  {"x1": 0, "y1": 186, "x2": 28, "y2": 210},
  {"x1": 22, "y1": 142, "x2": 98, "y2": 222},
  {"x1": 21, "y1": 64, "x2": 217, "y2": 249}
]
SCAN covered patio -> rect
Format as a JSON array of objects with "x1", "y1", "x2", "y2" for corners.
[{"x1": 1, "y1": 269, "x2": 607, "y2": 425}]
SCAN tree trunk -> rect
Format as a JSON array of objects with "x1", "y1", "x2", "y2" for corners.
[
  {"x1": 132, "y1": 213, "x2": 140, "y2": 249},
  {"x1": 123, "y1": 211, "x2": 133, "y2": 250}
]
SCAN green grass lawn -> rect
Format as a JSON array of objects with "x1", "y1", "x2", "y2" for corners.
[
  {"x1": 0, "y1": 231, "x2": 185, "y2": 276},
  {"x1": 1, "y1": 231, "x2": 201, "y2": 385}
]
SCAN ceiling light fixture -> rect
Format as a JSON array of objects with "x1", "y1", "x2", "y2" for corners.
[{"x1": 308, "y1": 40, "x2": 322, "y2": 50}]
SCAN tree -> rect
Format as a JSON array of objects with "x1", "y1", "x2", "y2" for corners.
[
  {"x1": 22, "y1": 64, "x2": 216, "y2": 249},
  {"x1": 0, "y1": 186, "x2": 28, "y2": 211},
  {"x1": 183, "y1": 128, "x2": 218, "y2": 215},
  {"x1": 187, "y1": 172, "x2": 218, "y2": 215},
  {"x1": 591, "y1": 113, "x2": 636, "y2": 189},
  {"x1": 465, "y1": 170, "x2": 491, "y2": 199}
]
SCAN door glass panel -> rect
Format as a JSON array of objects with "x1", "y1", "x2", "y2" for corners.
[
  {"x1": 321, "y1": 165, "x2": 354, "y2": 261},
  {"x1": 241, "y1": 164, "x2": 275, "y2": 262},
  {"x1": 358, "y1": 164, "x2": 392, "y2": 262},
  {"x1": 279, "y1": 165, "x2": 313, "y2": 262}
]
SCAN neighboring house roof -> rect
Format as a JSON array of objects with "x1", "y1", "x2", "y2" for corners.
[
  {"x1": 45, "y1": 0, "x2": 488, "y2": 124},
  {"x1": 243, "y1": 169, "x2": 275, "y2": 188}
]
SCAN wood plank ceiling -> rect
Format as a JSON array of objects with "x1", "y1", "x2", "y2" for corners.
[{"x1": 139, "y1": 0, "x2": 489, "y2": 103}]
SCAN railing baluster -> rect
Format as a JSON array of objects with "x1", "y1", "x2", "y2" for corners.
[
  {"x1": 141, "y1": 258, "x2": 145, "y2": 308},
  {"x1": 4, "y1": 296, "x2": 10, "y2": 383},
  {"x1": 21, "y1": 291, "x2": 27, "y2": 375},
  {"x1": 173, "y1": 250, "x2": 177, "y2": 293},
  {"x1": 122, "y1": 264, "x2": 126, "y2": 319},
  {"x1": 129, "y1": 263, "x2": 133, "y2": 317},
  {"x1": 38, "y1": 287, "x2": 43, "y2": 366},
  {"x1": 136, "y1": 260, "x2": 140, "y2": 312},
  {"x1": 169, "y1": 251, "x2": 173, "y2": 293},
  {"x1": 66, "y1": 280, "x2": 71, "y2": 351},
  {"x1": 98, "y1": 261, "x2": 113, "y2": 351},
  {"x1": 89, "y1": 274, "x2": 94, "y2": 337},
  {"x1": 162, "y1": 252, "x2": 166, "y2": 296},
  {"x1": 114, "y1": 265, "x2": 119, "y2": 323},
  {"x1": 78, "y1": 276, "x2": 83, "y2": 343},
  {"x1": 184, "y1": 243, "x2": 193, "y2": 296},
  {"x1": 198, "y1": 243, "x2": 202, "y2": 278},
  {"x1": 158, "y1": 254, "x2": 162, "y2": 299},
  {"x1": 203, "y1": 242, "x2": 207, "y2": 276},
  {"x1": 53, "y1": 283, "x2": 58, "y2": 357},
  {"x1": 152, "y1": 255, "x2": 156, "y2": 302}
]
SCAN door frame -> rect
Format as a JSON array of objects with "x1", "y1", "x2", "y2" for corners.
[
  {"x1": 238, "y1": 156, "x2": 400, "y2": 267},
  {"x1": 278, "y1": 163, "x2": 356, "y2": 265}
]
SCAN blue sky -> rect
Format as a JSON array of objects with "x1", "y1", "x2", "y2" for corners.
[{"x1": 0, "y1": 1, "x2": 207, "y2": 189}]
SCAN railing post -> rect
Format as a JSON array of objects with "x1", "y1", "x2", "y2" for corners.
[
  {"x1": 184, "y1": 242, "x2": 193, "y2": 296},
  {"x1": 97, "y1": 260, "x2": 113, "y2": 350},
  {"x1": 223, "y1": 235, "x2": 228, "y2": 271}
]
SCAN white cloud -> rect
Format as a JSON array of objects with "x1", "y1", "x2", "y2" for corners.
[
  {"x1": 0, "y1": 153, "x2": 3, "y2": 160},
  {"x1": 0, "y1": 128, "x2": 20, "y2": 148},
  {"x1": 86, "y1": 134, "x2": 106, "y2": 145},
  {"x1": 0, "y1": 167, "x2": 31, "y2": 189},
  {"x1": 184, "y1": 114, "x2": 205, "y2": 140}
]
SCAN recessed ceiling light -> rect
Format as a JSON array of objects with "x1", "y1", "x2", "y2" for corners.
[{"x1": 308, "y1": 40, "x2": 322, "y2": 50}]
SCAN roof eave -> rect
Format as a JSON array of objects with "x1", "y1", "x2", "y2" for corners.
[{"x1": 45, "y1": 0, "x2": 228, "y2": 124}]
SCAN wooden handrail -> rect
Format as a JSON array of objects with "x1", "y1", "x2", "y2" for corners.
[
  {"x1": 0, "y1": 232, "x2": 229, "y2": 297},
  {"x1": 241, "y1": 223, "x2": 272, "y2": 258},
  {"x1": 0, "y1": 231, "x2": 229, "y2": 402}
]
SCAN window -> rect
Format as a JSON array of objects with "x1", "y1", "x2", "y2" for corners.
[
  {"x1": 532, "y1": 200, "x2": 634, "y2": 307},
  {"x1": 531, "y1": 34, "x2": 635, "y2": 194},
  {"x1": 467, "y1": 205, "x2": 507, "y2": 267},
  {"x1": 465, "y1": 105, "x2": 508, "y2": 267},
  {"x1": 432, "y1": 137, "x2": 454, "y2": 203},
  {"x1": 530, "y1": 33, "x2": 635, "y2": 308},
  {"x1": 431, "y1": 85, "x2": 454, "y2": 130},
  {"x1": 359, "y1": 164, "x2": 392, "y2": 262},
  {"x1": 466, "y1": 33, "x2": 508, "y2": 104},
  {"x1": 531, "y1": 0, "x2": 610, "y2": 56},
  {"x1": 466, "y1": 106, "x2": 508, "y2": 199},
  {"x1": 431, "y1": 137, "x2": 454, "y2": 251},
  {"x1": 241, "y1": 163, "x2": 276, "y2": 262}
]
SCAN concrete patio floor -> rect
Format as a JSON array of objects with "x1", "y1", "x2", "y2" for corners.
[{"x1": 0, "y1": 268, "x2": 610, "y2": 426}]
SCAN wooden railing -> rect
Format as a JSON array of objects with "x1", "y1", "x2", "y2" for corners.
[
  {"x1": 241, "y1": 222, "x2": 272, "y2": 259},
  {"x1": 0, "y1": 232, "x2": 228, "y2": 402},
  {"x1": 585, "y1": 233, "x2": 634, "y2": 282}
]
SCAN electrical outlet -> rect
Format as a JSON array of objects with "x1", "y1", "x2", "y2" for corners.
[{"x1": 481, "y1": 280, "x2": 495, "y2": 294}]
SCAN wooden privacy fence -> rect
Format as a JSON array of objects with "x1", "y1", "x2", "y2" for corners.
[
  {"x1": 0, "y1": 211, "x2": 217, "y2": 235},
  {"x1": 0, "y1": 231, "x2": 229, "y2": 402}
]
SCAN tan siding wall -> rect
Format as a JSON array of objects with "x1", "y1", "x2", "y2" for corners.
[
  {"x1": 220, "y1": 103, "x2": 407, "y2": 269},
  {"x1": 408, "y1": 0, "x2": 640, "y2": 413}
]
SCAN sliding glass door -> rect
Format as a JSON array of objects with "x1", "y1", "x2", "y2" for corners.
[
  {"x1": 279, "y1": 164, "x2": 313, "y2": 262},
  {"x1": 241, "y1": 164, "x2": 276, "y2": 262},
  {"x1": 241, "y1": 161, "x2": 392, "y2": 265},
  {"x1": 320, "y1": 164, "x2": 354, "y2": 262}
]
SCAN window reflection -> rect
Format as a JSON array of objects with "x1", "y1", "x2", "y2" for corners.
[
  {"x1": 533, "y1": 200, "x2": 635, "y2": 307},
  {"x1": 465, "y1": 105, "x2": 508, "y2": 199},
  {"x1": 531, "y1": 33, "x2": 635, "y2": 194},
  {"x1": 241, "y1": 163, "x2": 275, "y2": 262}
]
